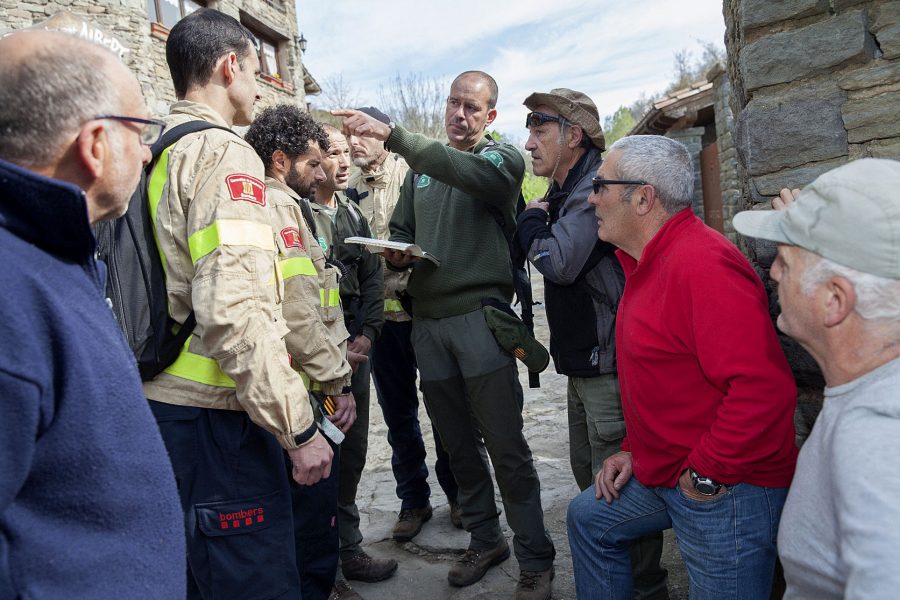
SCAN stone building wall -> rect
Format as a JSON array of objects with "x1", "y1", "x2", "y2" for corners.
[
  {"x1": 725, "y1": 0, "x2": 900, "y2": 213},
  {"x1": 0, "y1": 0, "x2": 310, "y2": 117},
  {"x1": 709, "y1": 65, "x2": 743, "y2": 243},
  {"x1": 720, "y1": 0, "x2": 900, "y2": 443},
  {"x1": 665, "y1": 127, "x2": 706, "y2": 218}
]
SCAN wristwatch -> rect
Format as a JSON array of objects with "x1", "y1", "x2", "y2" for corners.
[{"x1": 688, "y1": 468, "x2": 723, "y2": 496}]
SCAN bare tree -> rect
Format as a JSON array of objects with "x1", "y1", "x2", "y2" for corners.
[
  {"x1": 378, "y1": 73, "x2": 448, "y2": 140},
  {"x1": 318, "y1": 74, "x2": 360, "y2": 110}
]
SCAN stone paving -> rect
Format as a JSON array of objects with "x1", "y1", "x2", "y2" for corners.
[{"x1": 345, "y1": 289, "x2": 690, "y2": 599}]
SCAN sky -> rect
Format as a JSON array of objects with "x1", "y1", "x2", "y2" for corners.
[{"x1": 297, "y1": 0, "x2": 726, "y2": 142}]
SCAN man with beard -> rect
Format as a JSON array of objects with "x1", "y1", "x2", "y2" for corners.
[
  {"x1": 144, "y1": 10, "x2": 332, "y2": 598},
  {"x1": 246, "y1": 105, "x2": 357, "y2": 600},
  {"x1": 346, "y1": 106, "x2": 461, "y2": 541},
  {"x1": 335, "y1": 71, "x2": 555, "y2": 600},
  {"x1": 309, "y1": 124, "x2": 391, "y2": 600}
]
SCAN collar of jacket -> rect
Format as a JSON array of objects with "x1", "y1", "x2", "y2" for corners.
[
  {"x1": 168, "y1": 100, "x2": 232, "y2": 126},
  {"x1": 546, "y1": 145, "x2": 602, "y2": 202},
  {"x1": 0, "y1": 158, "x2": 95, "y2": 261},
  {"x1": 267, "y1": 177, "x2": 303, "y2": 201},
  {"x1": 361, "y1": 153, "x2": 397, "y2": 188}
]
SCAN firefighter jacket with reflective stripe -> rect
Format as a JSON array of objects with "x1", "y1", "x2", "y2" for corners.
[
  {"x1": 267, "y1": 179, "x2": 351, "y2": 395},
  {"x1": 309, "y1": 193, "x2": 384, "y2": 343},
  {"x1": 142, "y1": 101, "x2": 315, "y2": 450},
  {"x1": 347, "y1": 153, "x2": 411, "y2": 322}
]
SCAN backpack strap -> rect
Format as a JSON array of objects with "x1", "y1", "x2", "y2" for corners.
[{"x1": 141, "y1": 120, "x2": 239, "y2": 379}]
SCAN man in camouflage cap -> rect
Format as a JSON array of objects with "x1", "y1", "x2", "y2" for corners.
[{"x1": 515, "y1": 88, "x2": 668, "y2": 599}]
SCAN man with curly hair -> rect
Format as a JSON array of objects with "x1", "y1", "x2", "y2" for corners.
[
  {"x1": 145, "y1": 10, "x2": 332, "y2": 598},
  {"x1": 247, "y1": 104, "x2": 359, "y2": 600}
]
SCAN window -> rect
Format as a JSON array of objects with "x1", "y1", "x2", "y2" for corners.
[
  {"x1": 259, "y1": 37, "x2": 280, "y2": 78},
  {"x1": 147, "y1": 0, "x2": 204, "y2": 30},
  {"x1": 244, "y1": 25, "x2": 284, "y2": 81}
]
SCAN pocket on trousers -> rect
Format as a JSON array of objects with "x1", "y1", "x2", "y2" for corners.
[
  {"x1": 590, "y1": 418, "x2": 626, "y2": 443},
  {"x1": 676, "y1": 482, "x2": 733, "y2": 506},
  {"x1": 194, "y1": 490, "x2": 294, "y2": 600}
]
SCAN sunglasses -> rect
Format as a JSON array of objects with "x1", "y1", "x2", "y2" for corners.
[
  {"x1": 525, "y1": 111, "x2": 568, "y2": 129},
  {"x1": 94, "y1": 114, "x2": 167, "y2": 146},
  {"x1": 591, "y1": 177, "x2": 648, "y2": 195}
]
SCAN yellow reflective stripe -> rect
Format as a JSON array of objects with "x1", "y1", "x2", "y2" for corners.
[
  {"x1": 188, "y1": 219, "x2": 275, "y2": 264},
  {"x1": 319, "y1": 288, "x2": 340, "y2": 308},
  {"x1": 163, "y1": 337, "x2": 236, "y2": 388},
  {"x1": 384, "y1": 299, "x2": 404, "y2": 313},
  {"x1": 295, "y1": 369, "x2": 322, "y2": 392},
  {"x1": 146, "y1": 146, "x2": 174, "y2": 272},
  {"x1": 280, "y1": 256, "x2": 317, "y2": 279}
]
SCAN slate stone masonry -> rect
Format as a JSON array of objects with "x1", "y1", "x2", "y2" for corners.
[{"x1": 0, "y1": 0, "x2": 310, "y2": 117}]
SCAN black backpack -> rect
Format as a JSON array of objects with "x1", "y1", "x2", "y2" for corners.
[{"x1": 94, "y1": 121, "x2": 234, "y2": 381}]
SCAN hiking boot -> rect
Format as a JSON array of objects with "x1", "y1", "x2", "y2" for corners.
[
  {"x1": 341, "y1": 551, "x2": 398, "y2": 583},
  {"x1": 392, "y1": 504, "x2": 433, "y2": 541},
  {"x1": 329, "y1": 579, "x2": 363, "y2": 600},
  {"x1": 449, "y1": 501, "x2": 463, "y2": 529},
  {"x1": 447, "y1": 538, "x2": 510, "y2": 587},
  {"x1": 515, "y1": 566, "x2": 555, "y2": 600}
]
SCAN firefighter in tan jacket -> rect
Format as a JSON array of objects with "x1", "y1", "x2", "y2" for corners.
[
  {"x1": 145, "y1": 10, "x2": 330, "y2": 599},
  {"x1": 247, "y1": 105, "x2": 359, "y2": 599}
]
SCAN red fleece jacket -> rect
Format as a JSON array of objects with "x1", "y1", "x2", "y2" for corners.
[{"x1": 617, "y1": 209, "x2": 797, "y2": 488}]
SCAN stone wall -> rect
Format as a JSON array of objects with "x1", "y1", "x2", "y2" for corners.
[
  {"x1": 709, "y1": 64, "x2": 743, "y2": 243},
  {"x1": 0, "y1": 0, "x2": 309, "y2": 117},
  {"x1": 725, "y1": 0, "x2": 900, "y2": 212},
  {"x1": 665, "y1": 127, "x2": 706, "y2": 218}
]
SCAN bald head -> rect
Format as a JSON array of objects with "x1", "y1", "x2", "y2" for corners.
[
  {"x1": 0, "y1": 30, "x2": 151, "y2": 223},
  {"x1": 0, "y1": 30, "x2": 137, "y2": 167}
]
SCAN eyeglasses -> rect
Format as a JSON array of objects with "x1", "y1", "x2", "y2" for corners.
[
  {"x1": 592, "y1": 177, "x2": 648, "y2": 194},
  {"x1": 94, "y1": 115, "x2": 166, "y2": 146},
  {"x1": 525, "y1": 110, "x2": 568, "y2": 129}
]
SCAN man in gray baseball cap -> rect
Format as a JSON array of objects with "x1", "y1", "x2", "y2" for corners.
[
  {"x1": 514, "y1": 89, "x2": 668, "y2": 599},
  {"x1": 733, "y1": 157, "x2": 900, "y2": 600}
]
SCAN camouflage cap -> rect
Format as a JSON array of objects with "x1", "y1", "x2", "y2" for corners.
[
  {"x1": 482, "y1": 306, "x2": 550, "y2": 374},
  {"x1": 524, "y1": 88, "x2": 605, "y2": 150}
]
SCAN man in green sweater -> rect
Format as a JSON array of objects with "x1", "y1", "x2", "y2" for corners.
[{"x1": 335, "y1": 71, "x2": 555, "y2": 600}]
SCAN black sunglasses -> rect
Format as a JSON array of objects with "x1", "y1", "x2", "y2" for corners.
[
  {"x1": 591, "y1": 177, "x2": 648, "y2": 194},
  {"x1": 94, "y1": 114, "x2": 167, "y2": 146},
  {"x1": 525, "y1": 111, "x2": 568, "y2": 129}
]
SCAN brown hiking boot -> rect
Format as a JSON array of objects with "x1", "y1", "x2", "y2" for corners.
[
  {"x1": 341, "y1": 551, "x2": 398, "y2": 583},
  {"x1": 515, "y1": 566, "x2": 555, "y2": 600},
  {"x1": 391, "y1": 504, "x2": 433, "y2": 541},
  {"x1": 447, "y1": 538, "x2": 510, "y2": 587},
  {"x1": 328, "y1": 579, "x2": 363, "y2": 600},
  {"x1": 449, "y1": 501, "x2": 463, "y2": 529}
]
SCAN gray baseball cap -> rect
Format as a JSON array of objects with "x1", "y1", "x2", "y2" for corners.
[{"x1": 733, "y1": 158, "x2": 900, "y2": 280}]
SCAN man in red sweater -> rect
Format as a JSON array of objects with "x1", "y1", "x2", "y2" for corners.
[{"x1": 566, "y1": 134, "x2": 797, "y2": 599}]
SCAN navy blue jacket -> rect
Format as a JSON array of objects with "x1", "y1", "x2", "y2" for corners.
[{"x1": 0, "y1": 159, "x2": 185, "y2": 599}]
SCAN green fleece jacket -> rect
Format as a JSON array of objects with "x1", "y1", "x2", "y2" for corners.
[{"x1": 387, "y1": 125, "x2": 524, "y2": 319}]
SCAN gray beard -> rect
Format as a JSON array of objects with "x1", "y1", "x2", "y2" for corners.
[{"x1": 352, "y1": 156, "x2": 372, "y2": 169}]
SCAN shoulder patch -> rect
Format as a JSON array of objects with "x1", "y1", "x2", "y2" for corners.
[
  {"x1": 482, "y1": 150, "x2": 504, "y2": 168},
  {"x1": 416, "y1": 174, "x2": 432, "y2": 189},
  {"x1": 226, "y1": 174, "x2": 266, "y2": 206},
  {"x1": 280, "y1": 227, "x2": 303, "y2": 249}
]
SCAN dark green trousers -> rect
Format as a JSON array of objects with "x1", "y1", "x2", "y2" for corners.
[{"x1": 412, "y1": 309, "x2": 555, "y2": 571}]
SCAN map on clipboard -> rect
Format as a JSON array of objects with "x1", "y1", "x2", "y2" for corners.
[{"x1": 343, "y1": 236, "x2": 441, "y2": 267}]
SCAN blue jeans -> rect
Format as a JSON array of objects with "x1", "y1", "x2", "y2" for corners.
[{"x1": 567, "y1": 477, "x2": 787, "y2": 600}]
